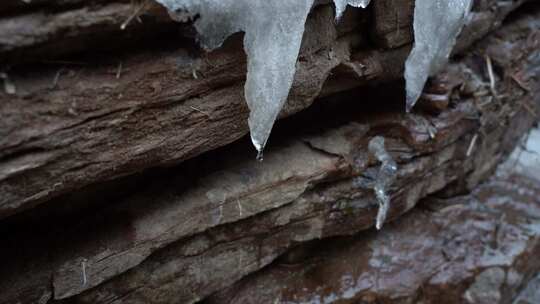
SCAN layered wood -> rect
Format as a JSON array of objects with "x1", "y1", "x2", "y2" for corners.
[
  {"x1": 0, "y1": 0, "x2": 531, "y2": 219},
  {"x1": 206, "y1": 173, "x2": 540, "y2": 304},
  {"x1": 0, "y1": 5, "x2": 539, "y2": 302}
]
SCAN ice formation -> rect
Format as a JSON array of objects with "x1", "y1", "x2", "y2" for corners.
[
  {"x1": 155, "y1": 0, "x2": 370, "y2": 154},
  {"x1": 156, "y1": 0, "x2": 470, "y2": 154},
  {"x1": 368, "y1": 136, "x2": 397, "y2": 230},
  {"x1": 404, "y1": 0, "x2": 472, "y2": 111},
  {"x1": 334, "y1": 0, "x2": 371, "y2": 20}
]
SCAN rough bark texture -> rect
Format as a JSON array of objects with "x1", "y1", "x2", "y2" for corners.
[
  {"x1": 0, "y1": 1, "x2": 539, "y2": 304},
  {"x1": 206, "y1": 173, "x2": 540, "y2": 304},
  {"x1": 0, "y1": 0, "x2": 530, "y2": 219}
]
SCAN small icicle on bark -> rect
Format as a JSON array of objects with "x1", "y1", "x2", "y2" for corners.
[
  {"x1": 155, "y1": 0, "x2": 370, "y2": 156},
  {"x1": 368, "y1": 136, "x2": 397, "y2": 230},
  {"x1": 404, "y1": 0, "x2": 472, "y2": 111}
]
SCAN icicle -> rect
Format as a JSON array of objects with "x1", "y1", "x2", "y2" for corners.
[
  {"x1": 243, "y1": 0, "x2": 314, "y2": 156},
  {"x1": 256, "y1": 149, "x2": 264, "y2": 162},
  {"x1": 368, "y1": 136, "x2": 397, "y2": 230},
  {"x1": 404, "y1": 0, "x2": 472, "y2": 111},
  {"x1": 155, "y1": 0, "x2": 371, "y2": 156}
]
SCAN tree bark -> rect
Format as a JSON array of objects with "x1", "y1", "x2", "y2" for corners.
[
  {"x1": 0, "y1": 0, "x2": 530, "y2": 219},
  {"x1": 0, "y1": 1, "x2": 539, "y2": 304},
  {"x1": 1, "y1": 4, "x2": 539, "y2": 301},
  {"x1": 206, "y1": 173, "x2": 540, "y2": 304}
]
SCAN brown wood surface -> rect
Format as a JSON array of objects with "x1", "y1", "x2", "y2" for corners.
[
  {"x1": 0, "y1": 4, "x2": 538, "y2": 301},
  {"x1": 0, "y1": 0, "x2": 529, "y2": 220}
]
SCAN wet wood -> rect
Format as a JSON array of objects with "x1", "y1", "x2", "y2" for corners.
[
  {"x1": 0, "y1": 0, "x2": 532, "y2": 220},
  {"x1": 0, "y1": 6, "x2": 539, "y2": 301},
  {"x1": 207, "y1": 173, "x2": 540, "y2": 304}
]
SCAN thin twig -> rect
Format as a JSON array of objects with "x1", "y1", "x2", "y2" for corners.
[
  {"x1": 121, "y1": 0, "x2": 148, "y2": 30},
  {"x1": 519, "y1": 99, "x2": 537, "y2": 118},
  {"x1": 50, "y1": 68, "x2": 65, "y2": 89},
  {"x1": 485, "y1": 55, "x2": 497, "y2": 96},
  {"x1": 466, "y1": 134, "x2": 478, "y2": 157},
  {"x1": 237, "y1": 199, "x2": 243, "y2": 217},
  {"x1": 510, "y1": 74, "x2": 530, "y2": 92},
  {"x1": 190, "y1": 106, "x2": 210, "y2": 117},
  {"x1": 116, "y1": 62, "x2": 123, "y2": 79}
]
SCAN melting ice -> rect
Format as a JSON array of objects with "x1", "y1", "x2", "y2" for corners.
[
  {"x1": 156, "y1": 0, "x2": 469, "y2": 155},
  {"x1": 404, "y1": 0, "x2": 472, "y2": 111},
  {"x1": 155, "y1": 0, "x2": 370, "y2": 154},
  {"x1": 368, "y1": 136, "x2": 397, "y2": 230}
]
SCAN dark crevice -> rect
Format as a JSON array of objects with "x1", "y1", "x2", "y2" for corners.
[{"x1": 0, "y1": 79, "x2": 407, "y2": 232}]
